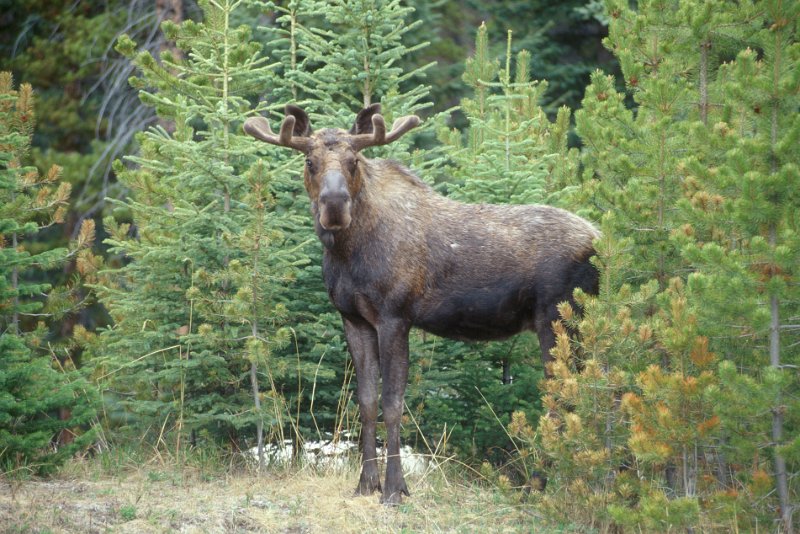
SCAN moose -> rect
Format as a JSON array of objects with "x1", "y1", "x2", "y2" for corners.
[{"x1": 244, "y1": 104, "x2": 600, "y2": 504}]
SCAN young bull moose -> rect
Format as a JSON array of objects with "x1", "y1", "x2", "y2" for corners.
[{"x1": 244, "y1": 104, "x2": 600, "y2": 504}]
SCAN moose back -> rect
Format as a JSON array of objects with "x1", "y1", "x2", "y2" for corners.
[{"x1": 244, "y1": 104, "x2": 600, "y2": 504}]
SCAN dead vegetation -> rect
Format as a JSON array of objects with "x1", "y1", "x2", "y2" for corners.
[{"x1": 0, "y1": 458, "x2": 544, "y2": 533}]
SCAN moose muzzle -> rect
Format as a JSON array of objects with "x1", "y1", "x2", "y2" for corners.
[{"x1": 318, "y1": 170, "x2": 352, "y2": 231}]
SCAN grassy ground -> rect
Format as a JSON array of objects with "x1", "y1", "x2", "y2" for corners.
[{"x1": 0, "y1": 454, "x2": 548, "y2": 533}]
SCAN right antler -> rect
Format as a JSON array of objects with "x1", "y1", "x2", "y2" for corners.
[{"x1": 243, "y1": 112, "x2": 312, "y2": 153}]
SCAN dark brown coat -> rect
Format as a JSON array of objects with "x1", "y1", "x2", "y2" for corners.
[{"x1": 244, "y1": 104, "x2": 600, "y2": 504}]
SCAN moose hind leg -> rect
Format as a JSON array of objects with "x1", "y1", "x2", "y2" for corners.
[
  {"x1": 534, "y1": 302, "x2": 561, "y2": 377},
  {"x1": 343, "y1": 317, "x2": 381, "y2": 496},
  {"x1": 535, "y1": 256, "x2": 599, "y2": 376}
]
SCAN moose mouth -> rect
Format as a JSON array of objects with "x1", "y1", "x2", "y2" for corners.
[{"x1": 318, "y1": 199, "x2": 352, "y2": 231}]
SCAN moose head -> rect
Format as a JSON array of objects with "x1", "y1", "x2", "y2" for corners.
[{"x1": 244, "y1": 104, "x2": 420, "y2": 233}]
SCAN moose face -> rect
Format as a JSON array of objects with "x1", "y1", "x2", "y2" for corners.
[
  {"x1": 303, "y1": 132, "x2": 363, "y2": 231},
  {"x1": 243, "y1": 103, "x2": 420, "y2": 233}
]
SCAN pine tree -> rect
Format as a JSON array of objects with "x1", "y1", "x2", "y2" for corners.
[
  {"x1": 680, "y1": 1, "x2": 800, "y2": 528},
  {"x1": 530, "y1": 0, "x2": 797, "y2": 530},
  {"x1": 0, "y1": 72, "x2": 97, "y2": 474},
  {"x1": 529, "y1": 214, "x2": 660, "y2": 528}
]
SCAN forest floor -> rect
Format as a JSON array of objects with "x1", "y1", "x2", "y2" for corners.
[{"x1": 0, "y1": 456, "x2": 547, "y2": 533}]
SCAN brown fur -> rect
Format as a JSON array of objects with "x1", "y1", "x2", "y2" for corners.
[{"x1": 244, "y1": 105, "x2": 600, "y2": 505}]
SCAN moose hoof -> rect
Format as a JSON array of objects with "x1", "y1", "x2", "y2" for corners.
[
  {"x1": 528, "y1": 471, "x2": 548, "y2": 492},
  {"x1": 354, "y1": 472, "x2": 381, "y2": 496},
  {"x1": 379, "y1": 484, "x2": 409, "y2": 506}
]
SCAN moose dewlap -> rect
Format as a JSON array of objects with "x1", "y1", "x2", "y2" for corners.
[{"x1": 244, "y1": 104, "x2": 600, "y2": 505}]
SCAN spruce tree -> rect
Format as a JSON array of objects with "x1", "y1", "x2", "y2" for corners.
[
  {"x1": 0, "y1": 72, "x2": 97, "y2": 474},
  {"x1": 289, "y1": 0, "x2": 433, "y2": 116},
  {"x1": 439, "y1": 23, "x2": 577, "y2": 206},
  {"x1": 91, "y1": 0, "x2": 310, "y2": 453}
]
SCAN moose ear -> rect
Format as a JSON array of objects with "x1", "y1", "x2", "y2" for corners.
[
  {"x1": 349, "y1": 103, "x2": 382, "y2": 134},
  {"x1": 285, "y1": 104, "x2": 312, "y2": 137}
]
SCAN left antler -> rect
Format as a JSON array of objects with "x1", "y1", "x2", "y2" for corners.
[{"x1": 350, "y1": 114, "x2": 421, "y2": 152}]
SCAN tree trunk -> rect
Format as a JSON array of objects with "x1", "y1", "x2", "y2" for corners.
[
  {"x1": 769, "y1": 67, "x2": 792, "y2": 531},
  {"x1": 502, "y1": 358, "x2": 512, "y2": 385},
  {"x1": 698, "y1": 40, "x2": 710, "y2": 125},
  {"x1": 155, "y1": 0, "x2": 183, "y2": 133},
  {"x1": 155, "y1": 0, "x2": 183, "y2": 57}
]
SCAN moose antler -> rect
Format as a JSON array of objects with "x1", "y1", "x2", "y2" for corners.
[
  {"x1": 243, "y1": 109, "x2": 312, "y2": 153},
  {"x1": 350, "y1": 113, "x2": 421, "y2": 152}
]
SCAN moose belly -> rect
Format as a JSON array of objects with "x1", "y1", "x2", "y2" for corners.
[{"x1": 413, "y1": 285, "x2": 534, "y2": 341}]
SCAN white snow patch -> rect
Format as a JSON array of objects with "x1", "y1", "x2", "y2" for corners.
[{"x1": 245, "y1": 439, "x2": 428, "y2": 475}]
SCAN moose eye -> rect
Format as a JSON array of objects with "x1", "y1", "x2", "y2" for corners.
[{"x1": 305, "y1": 158, "x2": 314, "y2": 171}]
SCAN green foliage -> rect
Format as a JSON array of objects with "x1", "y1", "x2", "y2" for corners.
[
  {"x1": 533, "y1": 0, "x2": 799, "y2": 531},
  {"x1": 90, "y1": 0, "x2": 312, "y2": 448},
  {"x1": 0, "y1": 72, "x2": 97, "y2": 474},
  {"x1": 406, "y1": 332, "x2": 543, "y2": 465},
  {"x1": 680, "y1": 2, "x2": 800, "y2": 528},
  {"x1": 118, "y1": 504, "x2": 137, "y2": 521},
  {"x1": 438, "y1": 24, "x2": 577, "y2": 206},
  {"x1": 261, "y1": 0, "x2": 439, "y2": 161},
  {"x1": 4, "y1": 4, "x2": 797, "y2": 532},
  {"x1": 287, "y1": 0, "x2": 432, "y2": 113},
  {"x1": 0, "y1": 334, "x2": 97, "y2": 475},
  {"x1": 401, "y1": 0, "x2": 619, "y2": 116}
]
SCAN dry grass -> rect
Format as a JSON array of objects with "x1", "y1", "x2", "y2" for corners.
[{"x1": 0, "y1": 456, "x2": 548, "y2": 533}]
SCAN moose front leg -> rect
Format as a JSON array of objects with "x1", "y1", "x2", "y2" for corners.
[
  {"x1": 343, "y1": 317, "x2": 381, "y2": 496},
  {"x1": 377, "y1": 318, "x2": 411, "y2": 505}
]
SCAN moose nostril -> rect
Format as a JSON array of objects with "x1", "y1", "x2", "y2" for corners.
[{"x1": 320, "y1": 192, "x2": 350, "y2": 204}]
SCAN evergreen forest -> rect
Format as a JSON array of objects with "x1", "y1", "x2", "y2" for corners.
[{"x1": 1, "y1": 0, "x2": 798, "y2": 531}]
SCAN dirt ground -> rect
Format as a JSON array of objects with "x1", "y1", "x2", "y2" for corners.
[{"x1": 0, "y1": 464, "x2": 538, "y2": 533}]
